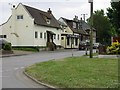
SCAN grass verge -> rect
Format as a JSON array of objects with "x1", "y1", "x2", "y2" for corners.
[
  {"x1": 25, "y1": 56, "x2": 118, "y2": 88},
  {"x1": 13, "y1": 47, "x2": 39, "y2": 52}
]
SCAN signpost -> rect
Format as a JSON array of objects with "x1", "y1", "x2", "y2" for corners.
[{"x1": 88, "y1": 0, "x2": 93, "y2": 58}]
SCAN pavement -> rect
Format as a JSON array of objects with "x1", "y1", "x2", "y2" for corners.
[
  {"x1": 0, "y1": 50, "x2": 35, "y2": 58},
  {"x1": 0, "y1": 49, "x2": 80, "y2": 58}
]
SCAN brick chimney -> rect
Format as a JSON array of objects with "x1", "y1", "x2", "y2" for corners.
[
  {"x1": 47, "y1": 8, "x2": 52, "y2": 14},
  {"x1": 73, "y1": 15, "x2": 78, "y2": 22}
]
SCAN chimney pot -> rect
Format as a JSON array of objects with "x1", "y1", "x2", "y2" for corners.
[
  {"x1": 48, "y1": 8, "x2": 52, "y2": 14},
  {"x1": 13, "y1": 5, "x2": 15, "y2": 8}
]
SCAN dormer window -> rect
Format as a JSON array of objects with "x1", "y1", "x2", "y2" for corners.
[
  {"x1": 73, "y1": 22, "x2": 76, "y2": 29},
  {"x1": 46, "y1": 18, "x2": 51, "y2": 24},
  {"x1": 17, "y1": 15, "x2": 23, "y2": 19}
]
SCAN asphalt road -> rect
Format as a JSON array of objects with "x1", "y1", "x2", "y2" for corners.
[{"x1": 1, "y1": 50, "x2": 89, "y2": 88}]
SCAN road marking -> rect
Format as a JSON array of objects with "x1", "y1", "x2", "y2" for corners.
[
  {"x1": 14, "y1": 68, "x2": 19, "y2": 70},
  {"x1": 0, "y1": 76, "x2": 9, "y2": 77},
  {"x1": 20, "y1": 67, "x2": 25, "y2": 69},
  {"x1": 0, "y1": 71, "x2": 3, "y2": 72}
]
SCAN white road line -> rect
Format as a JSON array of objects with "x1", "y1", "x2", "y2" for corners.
[
  {"x1": 14, "y1": 68, "x2": 19, "y2": 70},
  {"x1": 0, "y1": 71, "x2": 2, "y2": 72},
  {"x1": 20, "y1": 67, "x2": 25, "y2": 69},
  {"x1": 0, "y1": 76, "x2": 9, "y2": 77}
]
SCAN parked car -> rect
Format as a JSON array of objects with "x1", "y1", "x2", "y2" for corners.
[
  {"x1": 93, "y1": 43, "x2": 99, "y2": 49},
  {"x1": 79, "y1": 41, "x2": 90, "y2": 50}
]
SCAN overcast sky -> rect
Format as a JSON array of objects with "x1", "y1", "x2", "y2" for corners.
[{"x1": 0, "y1": 0, "x2": 111, "y2": 25}]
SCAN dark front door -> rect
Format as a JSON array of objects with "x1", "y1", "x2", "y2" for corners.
[{"x1": 47, "y1": 33, "x2": 50, "y2": 42}]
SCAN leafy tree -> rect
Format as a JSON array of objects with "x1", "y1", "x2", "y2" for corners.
[
  {"x1": 107, "y1": 1, "x2": 120, "y2": 36},
  {"x1": 87, "y1": 9, "x2": 113, "y2": 45}
]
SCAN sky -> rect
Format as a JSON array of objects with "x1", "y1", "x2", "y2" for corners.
[{"x1": 0, "y1": 0, "x2": 111, "y2": 25}]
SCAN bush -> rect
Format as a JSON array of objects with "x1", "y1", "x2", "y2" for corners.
[
  {"x1": 3, "y1": 43, "x2": 12, "y2": 51},
  {"x1": 106, "y1": 41, "x2": 120, "y2": 54},
  {"x1": 13, "y1": 47, "x2": 39, "y2": 52},
  {"x1": 47, "y1": 42, "x2": 55, "y2": 51}
]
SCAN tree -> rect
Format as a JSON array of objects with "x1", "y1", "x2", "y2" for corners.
[
  {"x1": 107, "y1": 1, "x2": 120, "y2": 36},
  {"x1": 87, "y1": 9, "x2": 113, "y2": 45}
]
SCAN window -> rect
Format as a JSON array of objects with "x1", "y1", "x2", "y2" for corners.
[
  {"x1": 67, "y1": 37, "x2": 70, "y2": 45},
  {"x1": 61, "y1": 37, "x2": 64, "y2": 40},
  {"x1": 71, "y1": 38, "x2": 74, "y2": 44},
  {"x1": 78, "y1": 24, "x2": 79, "y2": 29},
  {"x1": 73, "y1": 22, "x2": 76, "y2": 28},
  {"x1": 40, "y1": 32, "x2": 42, "y2": 38},
  {"x1": 58, "y1": 34, "x2": 59, "y2": 40},
  {"x1": 0, "y1": 35, "x2": 7, "y2": 38},
  {"x1": 81, "y1": 35, "x2": 83, "y2": 41},
  {"x1": 17, "y1": 15, "x2": 23, "y2": 19},
  {"x1": 4, "y1": 35, "x2": 7, "y2": 38},
  {"x1": 44, "y1": 33, "x2": 46, "y2": 39},
  {"x1": 75, "y1": 38, "x2": 78, "y2": 46},
  {"x1": 46, "y1": 19, "x2": 50, "y2": 24},
  {"x1": 35, "y1": 31, "x2": 38, "y2": 38},
  {"x1": 54, "y1": 34, "x2": 56, "y2": 39}
]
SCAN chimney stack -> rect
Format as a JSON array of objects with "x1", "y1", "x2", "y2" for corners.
[
  {"x1": 73, "y1": 15, "x2": 78, "y2": 22},
  {"x1": 47, "y1": 8, "x2": 52, "y2": 14},
  {"x1": 80, "y1": 17, "x2": 82, "y2": 29}
]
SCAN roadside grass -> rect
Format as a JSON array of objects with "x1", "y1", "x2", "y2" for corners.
[
  {"x1": 13, "y1": 47, "x2": 39, "y2": 52},
  {"x1": 25, "y1": 56, "x2": 118, "y2": 88},
  {"x1": 83, "y1": 53, "x2": 98, "y2": 56}
]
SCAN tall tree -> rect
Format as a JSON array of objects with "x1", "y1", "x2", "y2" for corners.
[
  {"x1": 87, "y1": 9, "x2": 113, "y2": 45},
  {"x1": 107, "y1": 1, "x2": 120, "y2": 36}
]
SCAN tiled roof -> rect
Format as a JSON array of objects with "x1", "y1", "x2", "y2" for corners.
[
  {"x1": 24, "y1": 5, "x2": 60, "y2": 28},
  {"x1": 61, "y1": 17, "x2": 88, "y2": 35}
]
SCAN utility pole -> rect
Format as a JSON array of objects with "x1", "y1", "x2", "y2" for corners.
[
  {"x1": 81, "y1": 14, "x2": 88, "y2": 22},
  {"x1": 88, "y1": 0, "x2": 93, "y2": 58}
]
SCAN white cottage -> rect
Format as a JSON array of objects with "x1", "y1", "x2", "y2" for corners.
[{"x1": 0, "y1": 3, "x2": 61, "y2": 50}]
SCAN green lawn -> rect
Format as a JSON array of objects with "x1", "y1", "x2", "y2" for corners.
[{"x1": 25, "y1": 57, "x2": 118, "y2": 88}]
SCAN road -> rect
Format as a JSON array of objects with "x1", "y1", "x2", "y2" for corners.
[{"x1": 1, "y1": 50, "x2": 88, "y2": 88}]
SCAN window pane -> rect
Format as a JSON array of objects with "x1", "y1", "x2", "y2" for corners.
[
  {"x1": 54, "y1": 34, "x2": 56, "y2": 39},
  {"x1": 75, "y1": 38, "x2": 78, "y2": 46},
  {"x1": 40, "y1": 32, "x2": 42, "y2": 38},
  {"x1": 4, "y1": 35, "x2": 7, "y2": 38},
  {"x1": 67, "y1": 37, "x2": 69, "y2": 45},
  {"x1": 0, "y1": 35, "x2": 2, "y2": 38},
  {"x1": 35, "y1": 32, "x2": 38, "y2": 38},
  {"x1": 73, "y1": 22, "x2": 76, "y2": 28},
  {"x1": 17, "y1": 16, "x2": 19, "y2": 19},
  {"x1": 58, "y1": 34, "x2": 59, "y2": 40},
  {"x1": 21, "y1": 15, "x2": 23, "y2": 19},
  {"x1": 61, "y1": 37, "x2": 64, "y2": 40},
  {"x1": 44, "y1": 33, "x2": 46, "y2": 39}
]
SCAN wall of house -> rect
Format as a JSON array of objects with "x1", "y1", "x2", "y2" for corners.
[
  {"x1": 13, "y1": 4, "x2": 34, "y2": 46},
  {"x1": 1, "y1": 4, "x2": 35, "y2": 46},
  {"x1": 33, "y1": 25, "x2": 61, "y2": 46},
  {"x1": 61, "y1": 36, "x2": 66, "y2": 48},
  {"x1": 61, "y1": 27, "x2": 79, "y2": 48},
  {"x1": 60, "y1": 18, "x2": 80, "y2": 49},
  {"x1": 61, "y1": 25, "x2": 73, "y2": 48}
]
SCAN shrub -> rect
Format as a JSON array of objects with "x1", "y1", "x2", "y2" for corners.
[
  {"x1": 3, "y1": 43, "x2": 12, "y2": 51},
  {"x1": 106, "y1": 41, "x2": 120, "y2": 54},
  {"x1": 47, "y1": 42, "x2": 55, "y2": 51},
  {"x1": 13, "y1": 47, "x2": 39, "y2": 52}
]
